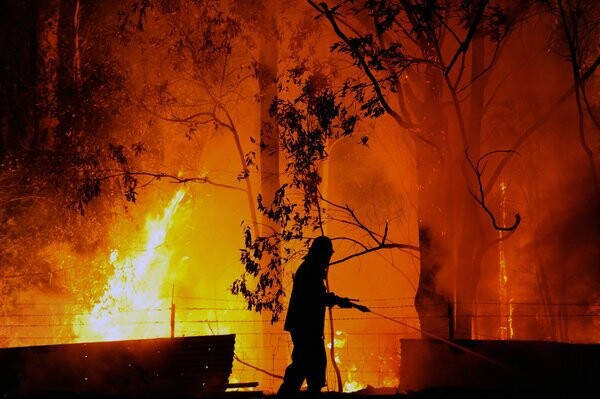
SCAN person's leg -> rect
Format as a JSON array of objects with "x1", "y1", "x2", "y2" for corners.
[
  {"x1": 305, "y1": 336, "x2": 327, "y2": 394},
  {"x1": 278, "y1": 363, "x2": 303, "y2": 396},
  {"x1": 277, "y1": 333, "x2": 307, "y2": 396}
]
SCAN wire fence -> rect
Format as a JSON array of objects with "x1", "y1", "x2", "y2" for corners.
[
  {"x1": 1, "y1": 296, "x2": 598, "y2": 392},
  {"x1": 1, "y1": 297, "x2": 597, "y2": 337}
]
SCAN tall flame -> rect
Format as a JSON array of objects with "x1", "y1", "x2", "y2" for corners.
[
  {"x1": 75, "y1": 189, "x2": 187, "y2": 342},
  {"x1": 498, "y1": 181, "x2": 513, "y2": 339}
]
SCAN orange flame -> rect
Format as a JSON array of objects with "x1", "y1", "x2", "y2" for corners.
[
  {"x1": 343, "y1": 363, "x2": 367, "y2": 393},
  {"x1": 75, "y1": 188, "x2": 187, "y2": 342},
  {"x1": 328, "y1": 330, "x2": 368, "y2": 393}
]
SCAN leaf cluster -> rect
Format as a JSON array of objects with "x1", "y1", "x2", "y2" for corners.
[{"x1": 232, "y1": 67, "x2": 358, "y2": 322}]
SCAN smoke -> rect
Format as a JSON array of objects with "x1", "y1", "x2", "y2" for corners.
[{"x1": 527, "y1": 171, "x2": 600, "y2": 342}]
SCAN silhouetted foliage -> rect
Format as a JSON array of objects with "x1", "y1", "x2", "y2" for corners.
[
  {"x1": 0, "y1": 1, "x2": 136, "y2": 308},
  {"x1": 232, "y1": 68, "x2": 357, "y2": 322}
]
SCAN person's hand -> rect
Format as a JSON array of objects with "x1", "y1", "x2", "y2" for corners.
[
  {"x1": 336, "y1": 296, "x2": 354, "y2": 308},
  {"x1": 336, "y1": 296, "x2": 370, "y2": 312}
]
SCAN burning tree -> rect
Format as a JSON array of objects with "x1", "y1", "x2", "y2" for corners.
[{"x1": 0, "y1": 2, "x2": 599, "y2": 392}]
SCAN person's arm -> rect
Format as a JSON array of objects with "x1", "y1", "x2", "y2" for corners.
[
  {"x1": 324, "y1": 292, "x2": 339, "y2": 307},
  {"x1": 326, "y1": 293, "x2": 370, "y2": 312}
]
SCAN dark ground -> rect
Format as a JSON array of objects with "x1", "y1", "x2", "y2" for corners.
[
  {"x1": 6, "y1": 385, "x2": 597, "y2": 399},
  {"x1": 218, "y1": 386, "x2": 597, "y2": 399}
]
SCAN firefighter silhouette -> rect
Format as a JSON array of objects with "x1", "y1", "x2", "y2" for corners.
[{"x1": 277, "y1": 235, "x2": 368, "y2": 396}]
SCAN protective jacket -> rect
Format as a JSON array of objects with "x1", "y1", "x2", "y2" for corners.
[{"x1": 283, "y1": 257, "x2": 335, "y2": 338}]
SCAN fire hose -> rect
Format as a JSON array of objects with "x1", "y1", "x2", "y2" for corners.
[
  {"x1": 343, "y1": 298, "x2": 512, "y2": 371},
  {"x1": 233, "y1": 299, "x2": 512, "y2": 383}
]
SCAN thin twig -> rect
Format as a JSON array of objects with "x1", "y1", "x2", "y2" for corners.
[{"x1": 97, "y1": 169, "x2": 247, "y2": 193}]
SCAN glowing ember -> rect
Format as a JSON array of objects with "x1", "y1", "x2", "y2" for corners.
[{"x1": 75, "y1": 189, "x2": 187, "y2": 342}]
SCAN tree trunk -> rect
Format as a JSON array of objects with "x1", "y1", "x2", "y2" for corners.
[
  {"x1": 413, "y1": 58, "x2": 451, "y2": 339},
  {"x1": 56, "y1": 0, "x2": 78, "y2": 148},
  {"x1": 454, "y1": 33, "x2": 488, "y2": 339},
  {"x1": 0, "y1": 1, "x2": 39, "y2": 154},
  {"x1": 257, "y1": 9, "x2": 282, "y2": 388},
  {"x1": 258, "y1": 31, "x2": 280, "y2": 212},
  {"x1": 35, "y1": 0, "x2": 60, "y2": 150}
]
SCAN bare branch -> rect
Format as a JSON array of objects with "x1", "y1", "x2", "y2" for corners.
[
  {"x1": 582, "y1": 86, "x2": 600, "y2": 130},
  {"x1": 97, "y1": 169, "x2": 247, "y2": 193},
  {"x1": 466, "y1": 148, "x2": 521, "y2": 231},
  {"x1": 330, "y1": 242, "x2": 419, "y2": 266},
  {"x1": 319, "y1": 194, "x2": 420, "y2": 266},
  {"x1": 444, "y1": 0, "x2": 490, "y2": 75},
  {"x1": 138, "y1": 99, "x2": 217, "y2": 124}
]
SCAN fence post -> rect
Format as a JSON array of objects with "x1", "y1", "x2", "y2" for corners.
[
  {"x1": 170, "y1": 284, "x2": 175, "y2": 338},
  {"x1": 448, "y1": 301, "x2": 455, "y2": 340}
]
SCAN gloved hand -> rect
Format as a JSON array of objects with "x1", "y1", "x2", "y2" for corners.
[
  {"x1": 336, "y1": 296, "x2": 354, "y2": 308},
  {"x1": 336, "y1": 296, "x2": 370, "y2": 312}
]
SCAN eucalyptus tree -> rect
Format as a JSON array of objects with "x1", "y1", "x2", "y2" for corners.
[{"x1": 298, "y1": 0, "x2": 531, "y2": 338}]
